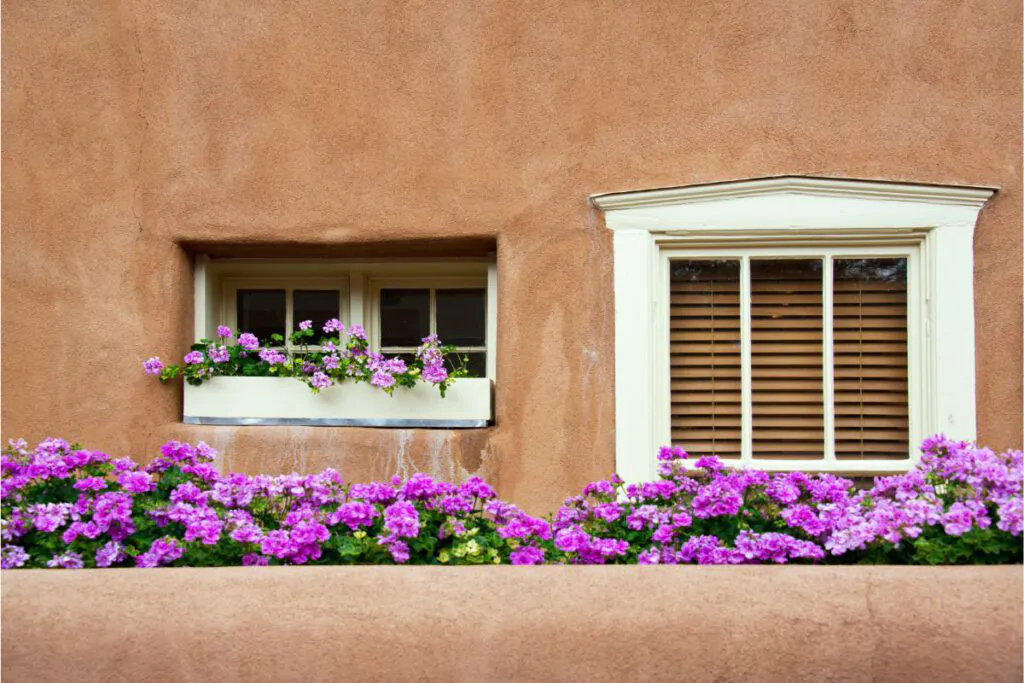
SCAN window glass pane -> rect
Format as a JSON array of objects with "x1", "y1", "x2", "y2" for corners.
[
  {"x1": 380, "y1": 289, "x2": 430, "y2": 347},
  {"x1": 237, "y1": 289, "x2": 286, "y2": 345},
  {"x1": 458, "y1": 352, "x2": 487, "y2": 378},
  {"x1": 833, "y1": 258, "x2": 909, "y2": 460},
  {"x1": 436, "y1": 289, "x2": 486, "y2": 346},
  {"x1": 750, "y1": 259, "x2": 824, "y2": 460},
  {"x1": 669, "y1": 259, "x2": 741, "y2": 459},
  {"x1": 294, "y1": 290, "x2": 340, "y2": 341}
]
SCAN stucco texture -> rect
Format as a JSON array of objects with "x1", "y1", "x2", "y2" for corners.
[
  {"x1": 2, "y1": 0, "x2": 1022, "y2": 512},
  {"x1": 2, "y1": 566, "x2": 1022, "y2": 682}
]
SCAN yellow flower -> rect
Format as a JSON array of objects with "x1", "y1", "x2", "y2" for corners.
[
  {"x1": 466, "y1": 540, "x2": 480, "y2": 556},
  {"x1": 438, "y1": 550, "x2": 450, "y2": 564},
  {"x1": 353, "y1": 531, "x2": 366, "y2": 539}
]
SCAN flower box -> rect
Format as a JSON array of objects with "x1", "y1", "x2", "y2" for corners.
[{"x1": 182, "y1": 377, "x2": 493, "y2": 428}]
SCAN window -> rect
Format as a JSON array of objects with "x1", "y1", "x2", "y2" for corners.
[
  {"x1": 194, "y1": 260, "x2": 497, "y2": 379},
  {"x1": 374, "y1": 284, "x2": 488, "y2": 377},
  {"x1": 224, "y1": 277, "x2": 347, "y2": 348},
  {"x1": 592, "y1": 176, "x2": 994, "y2": 482},
  {"x1": 668, "y1": 249, "x2": 915, "y2": 464}
]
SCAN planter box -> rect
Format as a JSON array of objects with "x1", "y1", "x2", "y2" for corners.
[
  {"x1": 183, "y1": 377, "x2": 493, "y2": 428},
  {"x1": 2, "y1": 567, "x2": 1021, "y2": 682}
]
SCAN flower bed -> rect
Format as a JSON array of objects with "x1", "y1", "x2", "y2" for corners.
[{"x1": 1, "y1": 436, "x2": 1020, "y2": 569}]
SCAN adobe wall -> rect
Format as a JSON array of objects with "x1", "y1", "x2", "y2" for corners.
[
  {"x1": 2, "y1": 0, "x2": 1021, "y2": 512},
  {"x1": 3, "y1": 566, "x2": 1022, "y2": 682}
]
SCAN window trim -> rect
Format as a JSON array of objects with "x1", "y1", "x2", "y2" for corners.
[
  {"x1": 193, "y1": 259, "x2": 498, "y2": 380},
  {"x1": 591, "y1": 175, "x2": 995, "y2": 483}
]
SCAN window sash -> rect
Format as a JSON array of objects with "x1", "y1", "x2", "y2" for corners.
[
  {"x1": 369, "y1": 277, "x2": 488, "y2": 354},
  {"x1": 659, "y1": 244, "x2": 922, "y2": 469},
  {"x1": 222, "y1": 276, "x2": 348, "y2": 351}
]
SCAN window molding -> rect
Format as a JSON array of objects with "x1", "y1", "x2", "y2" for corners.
[{"x1": 591, "y1": 175, "x2": 995, "y2": 483}]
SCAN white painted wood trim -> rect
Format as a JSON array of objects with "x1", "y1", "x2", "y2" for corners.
[
  {"x1": 739, "y1": 256, "x2": 752, "y2": 465},
  {"x1": 193, "y1": 254, "x2": 210, "y2": 341},
  {"x1": 486, "y1": 261, "x2": 498, "y2": 381},
  {"x1": 591, "y1": 175, "x2": 996, "y2": 211},
  {"x1": 613, "y1": 229, "x2": 658, "y2": 484},
  {"x1": 596, "y1": 176, "x2": 994, "y2": 483},
  {"x1": 184, "y1": 377, "x2": 493, "y2": 425},
  {"x1": 822, "y1": 256, "x2": 836, "y2": 464}
]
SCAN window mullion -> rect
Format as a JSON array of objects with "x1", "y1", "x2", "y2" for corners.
[
  {"x1": 285, "y1": 288, "x2": 294, "y2": 348},
  {"x1": 823, "y1": 256, "x2": 836, "y2": 463},
  {"x1": 740, "y1": 256, "x2": 752, "y2": 465},
  {"x1": 429, "y1": 288, "x2": 437, "y2": 336}
]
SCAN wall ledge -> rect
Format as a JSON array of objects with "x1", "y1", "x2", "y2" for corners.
[{"x1": 3, "y1": 566, "x2": 1021, "y2": 682}]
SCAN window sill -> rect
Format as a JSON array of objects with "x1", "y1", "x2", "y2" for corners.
[{"x1": 182, "y1": 377, "x2": 493, "y2": 428}]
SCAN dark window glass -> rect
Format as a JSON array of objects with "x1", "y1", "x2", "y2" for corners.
[
  {"x1": 294, "y1": 290, "x2": 340, "y2": 341},
  {"x1": 380, "y1": 289, "x2": 430, "y2": 347},
  {"x1": 237, "y1": 289, "x2": 286, "y2": 345},
  {"x1": 436, "y1": 289, "x2": 486, "y2": 346},
  {"x1": 460, "y1": 352, "x2": 487, "y2": 378}
]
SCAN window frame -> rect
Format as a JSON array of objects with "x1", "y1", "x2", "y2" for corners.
[
  {"x1": 194, "y1": 259, "x2": 498, "y2": 380},
  {"x1": 368, "y1": 276, "x2": 489, "y2": 374},
  {"x1": 591, "y1": 175, "x2": 995, "y2": 483},
  {"x1": 656, "y1": 244, "x2": 923, "y2": 471},
  {"x1": 222, "y1": 275, "x2": 349, "y2": 351}
]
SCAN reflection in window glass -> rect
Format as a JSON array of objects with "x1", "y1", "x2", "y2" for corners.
[
  {"x1": 380, "y1": 289, "x2": 430, "y2": 347},
  {"x1": 237, "y1": 290, "x2": 286, "y2": 345},
  {"x1": 436, "y1": 289, "x2": 486, "y2": 346},
  {"x1": 294, "y1": 290, "x2": 340, "y2": 339}
]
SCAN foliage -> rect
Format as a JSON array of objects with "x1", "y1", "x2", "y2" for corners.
[
  {"x1": 144, "y1": 322, "x2": 469, "y2": 397},
  {"x1": 1, "y1": 436, "x2": 1020, "y2": 569}
]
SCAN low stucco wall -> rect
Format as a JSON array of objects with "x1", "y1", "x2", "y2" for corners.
[{"x1": 2, "y1": 566, "x2": 1021, "y2": 682}]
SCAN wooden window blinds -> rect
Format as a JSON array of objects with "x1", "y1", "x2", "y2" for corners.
[{"x1": 669, "y1": 256, "x2": 910, "y2": 462}]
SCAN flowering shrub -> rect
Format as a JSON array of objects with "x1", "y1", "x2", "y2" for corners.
[
  {"x1": 144, "y1": 322, "x2": 469, "y2": 396},
  {"x1": 1, "y1": 436, "x2": 1020, "y2": 569}
]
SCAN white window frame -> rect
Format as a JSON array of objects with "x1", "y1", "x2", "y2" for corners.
[
  {"x1": 657, "y1": 244, "x2": 922, "y2": 470},
  {"x1": 221, "y1": 275, "x2": 349, "y2": 351},
  {"x1": 368, "y1": 276, "x2": 489, "y2": 366},
  {"x1": 193, "y1": 259, "x2": 498, "y2": 380},
  {"x1": 591, "y1": 176, "x2": 995, "y2": 483}
]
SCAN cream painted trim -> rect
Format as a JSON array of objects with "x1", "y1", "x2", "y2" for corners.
[
  {"x1": 591, "y1": 175, "x2": 996, "y2": 211},
  {"x1": 184, "y1": 377, "x2": 493, "y2": 424},
  {"x1": 193, "y1": 254, "x2": 210, "y2": 340},
  {"x1": 486, "y1": 262, "x2": 498, "y2": 381},
  {"x1": 595, "y1": 176, "x2": 995, "y2": 483}
]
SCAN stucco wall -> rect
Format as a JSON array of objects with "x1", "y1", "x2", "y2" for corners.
[
  {"x1": 2, "y1": 566, "x2": 1022, "y2": 682},
  {"x1": 2, "y1": 0, "x2": 1021, "y2": 512}
]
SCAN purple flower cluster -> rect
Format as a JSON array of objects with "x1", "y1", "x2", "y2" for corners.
[
  {"x1": 2, "y1": 435, "x2": 1020, "y2": 569},
  {"x1": 146, "y1": 325, "x2": 470, "y2": 397}
]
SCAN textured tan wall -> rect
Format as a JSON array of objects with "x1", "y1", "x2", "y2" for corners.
[
  {"x1": 3, "y1": 566, "x2": 1022, "y2": 682},
  {"x1": 2, "y1": 1, "x2": 1021, "y2": 512}
]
